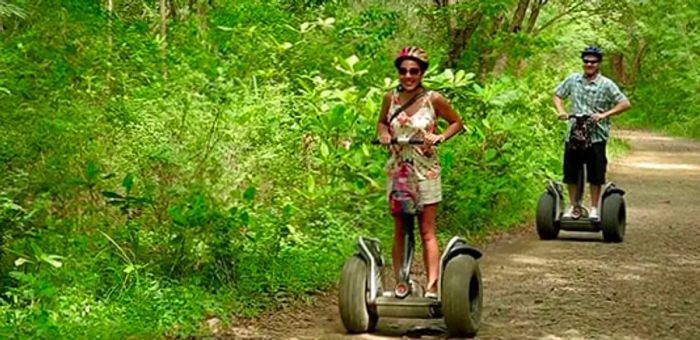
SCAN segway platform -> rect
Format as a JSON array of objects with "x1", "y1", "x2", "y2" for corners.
[
  {"x1": 536, "y1": 180, "x2": 627, "y2": 242},
  {"x1": 338, "y1": 236, "x2": 483, "y2": 338}
]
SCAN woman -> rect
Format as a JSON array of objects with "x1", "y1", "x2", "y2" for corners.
[{"x1": 377, "y1": 46, "x2": 465, "y2": 298}]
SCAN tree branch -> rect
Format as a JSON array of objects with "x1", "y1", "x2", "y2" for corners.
[
  {"x1": 510, "y1": 0, "x2": 530, "y2": 32},
  {"x1": 533, "y1": 0, "x2": 586, "y2": 34}
]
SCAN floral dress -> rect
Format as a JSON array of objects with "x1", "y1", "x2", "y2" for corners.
[{"x1": 386, "y1": 90, "x2": 443, "y2": 212}]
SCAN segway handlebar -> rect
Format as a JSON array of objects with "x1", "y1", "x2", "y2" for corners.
[
  {"x1": 371, "y1": 137, "x2": 430, "y2": 145},
  {"x1": 568, "y1": 113, "x2": 593, "y2": 121}
]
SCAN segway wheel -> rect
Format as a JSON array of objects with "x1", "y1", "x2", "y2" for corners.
[
  {"x1": 536, "y1": 192, "x2": 560, "y2": 240},
  {"x1": 601, "y1": 193, "x2": 626, "y2": 243},
  {"x1": 339, "y1": 256, "x2": 377, "y2": 333},
  {"x1": 442, "y1": 255, "x2": 482, "y2": 338}
]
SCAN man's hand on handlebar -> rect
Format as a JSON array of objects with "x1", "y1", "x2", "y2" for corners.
[
  {"x1": 591, "y1": 112, "x2": 606, "y2": 122},
  {"x1": 558, "y1": 112, "x2": 569, "y2": 121}
]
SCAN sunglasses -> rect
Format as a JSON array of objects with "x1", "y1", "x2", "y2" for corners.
[
  {"x1": 398, "y1": 67, "x2": 422, "y2": 76},
  {"x1": 582, "y1": 59, "x2": 600, "y2": 65}
]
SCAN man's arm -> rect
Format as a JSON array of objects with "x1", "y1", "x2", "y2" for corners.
[
  {"x1": 592, "y1": 81, "x2": 631, "y2": 122},
  {"x1": 554, "y1": 75, "x2": 574, "y2": 120},
  {"x1": 598, "y1": 99, "x2": 631, "y2": 121},
  {"x1": 554, "y1": 95, "x2": 569, "y2": 120}
]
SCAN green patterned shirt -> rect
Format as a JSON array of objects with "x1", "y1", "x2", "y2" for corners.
[{"x1": 555, "y1": 73, "x2": 628, "y2": 143}]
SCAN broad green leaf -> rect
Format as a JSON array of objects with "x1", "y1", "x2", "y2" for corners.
[
  {"x1": 40, "y1": 254, "x2": 63, "y2": 268},
  {"x1": 329, "y1": 105, "x2": 345, "y2": 128},
  {"x1": 240, "y1": 211, "x2": 250, "y2": 225},
  {"x1": 283, "y1": 204, "x2": 293, "y2": 217},
  {"x1": 346, "y1": 55, "x2": 359, "y2": 68},
  {"x1": 122, "y1": 173, "x2": 134, "y2": 192},
  {"x1": 243, "y1": 186, "x2": 257, "y2": 201},
  {"x1": 485, "y1": 149, "x2": 497, "y2": 162},
  {"x1": 14, "y1": 258, "x2": 31, "y2": 266},
  {"x1": 320, "y1": 142, "x2": 330, "y2": 158},
  {"x1": 307, "y1": 174, "x2": 315, "y2": 192},
  {"x1": 101, "y1": 191, "x2": 124, "y2": 199},
  {"x1": 362, "y1": 144, "x2": 370, "y2": 157},
  {"x1": 86, "y1": 161, "x2": 99, "y2": 180},
  {"x1": 444, "y1": 69, "x2": 454, "y2": 80}
]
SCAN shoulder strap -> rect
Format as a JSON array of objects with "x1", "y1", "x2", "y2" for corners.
[{"x1": 388, "y1": 90, "x2": 429, "y2": 124}]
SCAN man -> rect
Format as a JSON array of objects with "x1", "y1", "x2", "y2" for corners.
[{"x1": 553, "y1": 46, "x2": 631, "y2": 220}]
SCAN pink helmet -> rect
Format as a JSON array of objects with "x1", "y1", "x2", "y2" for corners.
[{"x1": 394, "y1": 46, "x2": 429, "y2": 71}]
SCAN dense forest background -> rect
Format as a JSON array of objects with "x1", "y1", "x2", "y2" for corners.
[{"x1": 0, "y1": 0, "x2": 698, "y2": 337}]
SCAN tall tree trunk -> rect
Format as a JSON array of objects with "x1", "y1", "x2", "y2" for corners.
[
  {"x1": 190, "y1": 0, "x2": 208, "y2": 32},
  {"x1": 511, "y1": 0, "x2": 530, "y2": 32},
  {"x1": 160, "y1": 0, "x2": 168, "y2": 79},
  {"x1": 610, "y1": 52, "x2": 627, "y2": 85},
  {"x1": 479, "y1": 14, "x2": 505, "y2": 79},
  {"x1": 446, "y1": 10, "x2": 484, "y2": 68},
  {"x1": 526, "y1": 0, "x2": 547, "y2": 33},
  {"x1": 630, "y1": 41, "x2": 648, "y2": 85},
  {"x1": 107, "y1": 0, "x2": 113, "y2": 90},
  {"x1": 434, "y1": 0, "x2": 451, "y2": 7},
  {"x1": 198, "y1": 2, "x2": 208, "y2": 30},
  {"x1": 510, "y1": 0, "x2": 547, "y2": 74},
  {"x1": 433, "y1": 0, "x2": 484, "y2": 68},
  {"x1": 491, "y1": 0, "x2": 531, "y2": 76},
  {"x1": 168, "y1": 0, "x2": 179, "y2": 19},
  {"x1": 107, "y1": 0, "x2": 113, "y2": 42}
]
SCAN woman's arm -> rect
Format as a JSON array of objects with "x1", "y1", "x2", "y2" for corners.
[
  {"x1": 377, "y1": 92, "x2": 392, "y2": 143},
  {"x1": 431, "y1": 92, "x2": 464, "y2": 143}
]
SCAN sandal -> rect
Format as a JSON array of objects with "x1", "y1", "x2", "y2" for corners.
[
  {"x1": 424, "y1": 291, "x2": 438, "y2": 299},
  {"x1": 572, "y1": 205, "x2": 582, "y2": 220}
]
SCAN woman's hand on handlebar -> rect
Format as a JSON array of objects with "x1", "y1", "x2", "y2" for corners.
[
  {"x1": 424, "y1": 133, "x2": 445, "y2": 145},
  {"x1": 379, "y1": 132, "x2": 392, "y2": 145}
]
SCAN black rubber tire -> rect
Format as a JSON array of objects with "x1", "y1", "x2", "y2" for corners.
[
  {"x1": 339, "y1": 256, "x2": 377, "y2": 333},
  {"x1": 442, "y1": 255, "x2": 482, "y2": 338},
  {"x1": 536, "y1": 192, "x2": 560, "y2": 240},
  {"x1": 602, "y1": 193, "x2": 626, "y2": 243}
]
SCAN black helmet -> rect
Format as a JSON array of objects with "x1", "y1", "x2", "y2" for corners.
[{"x1": 581, "y1": 46, "x2": 603, "y2": 61}]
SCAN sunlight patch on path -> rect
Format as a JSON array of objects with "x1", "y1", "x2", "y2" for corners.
[
  {"x1": 625, "y1": 162, "x2": 700, "y2": 171},
  {"x1": 539, "y1": 330, "x2": 646, "y2": 340}
]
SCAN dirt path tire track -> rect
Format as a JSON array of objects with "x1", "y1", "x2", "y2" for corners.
[{"x1": 231, "y1": 130, "x2": 700, "y2": 340}]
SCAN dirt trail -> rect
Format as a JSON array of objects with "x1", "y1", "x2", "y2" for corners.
[{"x1": 231, "y1": 130, "x2": 700, "y2": 340}]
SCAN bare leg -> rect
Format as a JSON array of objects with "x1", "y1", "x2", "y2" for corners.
[
  {"x1": 419, "y1": 204, "x2": 440, "y2": 293},
  {"x1": 567, "y1": 183, "x2": 578, "y2": 206},
  {"x1": 392, "y1": 215, "x2": 404, "y2": 280},
  {"x1": 590, "y1": 184, "x2": 602, "y2": 208}
]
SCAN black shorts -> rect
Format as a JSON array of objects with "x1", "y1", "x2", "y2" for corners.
[{"x1": 563, "y1": 142, "x2": 607, "y2": 185}]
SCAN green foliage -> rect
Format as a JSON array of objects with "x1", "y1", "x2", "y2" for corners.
[
  {"x1": 578, "y1": 0, "x2": 700, "y2": 138},
  {"x1": 0, "y1": 0, "x2": 655, "y2": 338}
]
